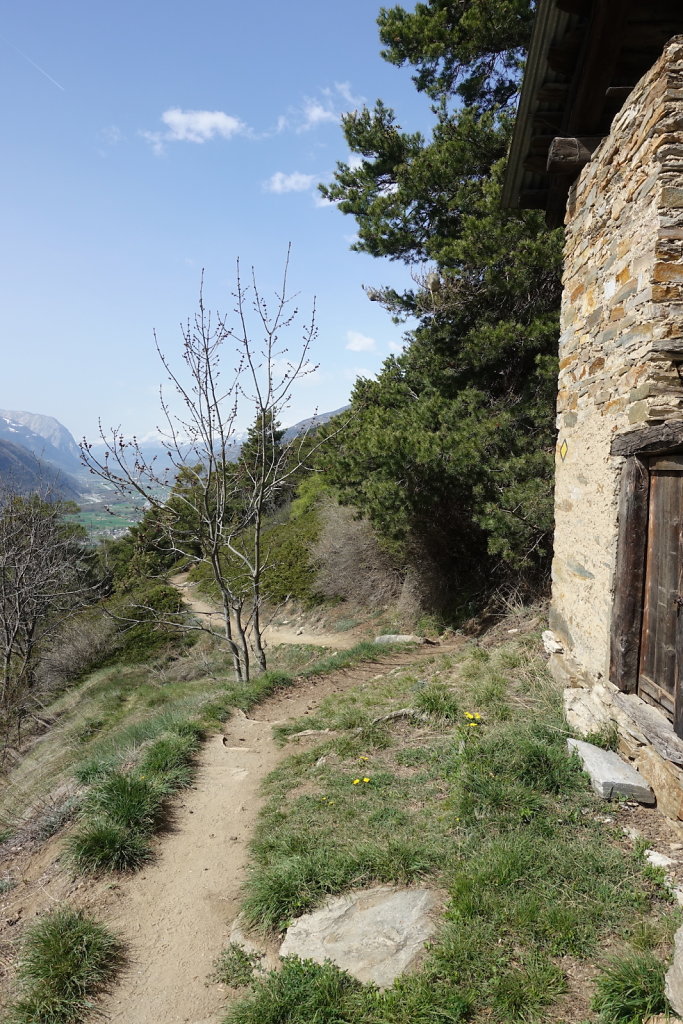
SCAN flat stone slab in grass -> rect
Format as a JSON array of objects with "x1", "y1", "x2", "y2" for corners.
[
  {"x1": 666, "y1": 924, "x2": 683, "y2": 1016},
  {"x1": 567, "y1": 738, "x2": 655, "y2": 804},
  {"x1": 374, "y1": 634, "x2": 424, "y2": 645},
  {"x1": 279, "y1": 886, "x2": 438, "y2": 988}
]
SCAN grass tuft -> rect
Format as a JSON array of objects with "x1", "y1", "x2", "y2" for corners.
[
  {"x1": 82, "y1": 771, "x2": 166, "y2": 832},
  {"x1": 66, "y1": 818, "x2": 152, "y2": 873},
  {"x1": 211, "y1": 943, "x2": 263, "y2": 988},
  {"x1": 413, "y1": 681, "x2": 460, "y2": 721},
  {"x1": 3, "y1": 908, "x2": 124, "y2": 1024},
  {"x1": 224, "y1": 956, "x2": 364, "y2": 1024},
  {"x1": 592, "y1": 950, "x2": 669, "y2": 1024}
]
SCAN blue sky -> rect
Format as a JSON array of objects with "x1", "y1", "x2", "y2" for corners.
[{"x1": 1, "y1": 0, "x2": 434, "y2": 442}]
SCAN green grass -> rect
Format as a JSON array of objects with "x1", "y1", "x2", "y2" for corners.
[
  {"x1": 225, "y1": 956, "x2": 365, "y2": 1024},
  {"x1": 3, "y1": 908, "x2": 124, "y2": 1024},
  {"x1": 228, "y1": 635, "x2": 676, "y2": 1024},
  {"x1": 211, "y1": 944, "x2": 264, "y2": 988},
  {"x1": 592, "y1": 950, "x2": 669, "y2": 1024},
  {"x1": 67, "y1": 725, "x2": 203, "y2": 873},
  {"x1": 60, "y1": 640, "x2": 406, "y2": 875}
]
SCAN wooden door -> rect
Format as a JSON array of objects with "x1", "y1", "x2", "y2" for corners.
[{"x1": 638, "y1": 456, "x2": 683, "y2": 735}]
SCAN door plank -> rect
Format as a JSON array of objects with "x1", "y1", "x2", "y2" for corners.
[{"x1": 639, "y1": 467, "x2": 683, "y2": 735}]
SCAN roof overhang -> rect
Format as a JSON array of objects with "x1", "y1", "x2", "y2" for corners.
[{"x1": 503, "y1": 0, "x2": 683, "y2": 225}]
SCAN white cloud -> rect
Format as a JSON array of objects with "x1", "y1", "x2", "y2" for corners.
[
  {"x1": 335, "y1": 81, "x2": 364, "y2": 107},
  {"x1": 286, "y1": 82, "x2": 366, "y2": 134},
  {"x1": 346, "y1": 330, "x2": 376, "y2": 352},
  {"x1": 265, "y1": 171, "x2": 316, "y2": 194},
  {"x1": 299, "y1": 98, "x2": 338, "y2": 132},
  {"x1": 162, "y1": 108, "x2": 245, "y2": 142},
  {"x1": 142, "y1": 107, "x2": 247, "y2": 154},
  {"x1": 388, "y1": 340, "x2": 404, "y2": 353},
  {"x1": 348, "y1": 153, "x2": 364, "y2": 170}
]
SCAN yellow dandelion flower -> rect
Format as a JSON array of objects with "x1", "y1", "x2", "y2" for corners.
[
  {"x1": 353, "y1": 779, "x2": 360, "y2": 784},
  {"x1": 474, "y1": 713, "x2": 481, "y2": 720},
  {"x1": 363, "y1": 777, "x2": 370, "y2": 783},
  {"x1": 464, "y1": 712, "x2": 474, "y2": 719},
  {"x1": 467, "y1": 722, "x2": 478, "y2": 727}
]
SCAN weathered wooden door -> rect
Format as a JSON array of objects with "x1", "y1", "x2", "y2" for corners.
[{"x1": 638, "y1": 456, "x2": 683, "y2": 735}]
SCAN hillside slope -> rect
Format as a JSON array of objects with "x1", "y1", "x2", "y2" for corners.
[{"x1": 0, "y1": 438, "x2": 83, "y2": 500}]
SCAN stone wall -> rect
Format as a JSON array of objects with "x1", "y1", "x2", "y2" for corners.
[{"x1": 551, "y1": 37, "x2": 683, "y2": 686}]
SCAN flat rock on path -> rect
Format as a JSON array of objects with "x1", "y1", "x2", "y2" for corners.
[
  {"x1": 279, "y1": 886, "x2": 439, "y2": 988},
  {"x1": 567, "y1": 738, "x2": 655, "y2": 804}
]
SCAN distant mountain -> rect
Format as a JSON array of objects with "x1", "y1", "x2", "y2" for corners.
[
  {"x1": 0, "y1": 439, "x2": 83, "y2": 501},
  {"x1": 0, "y1": 410, "x2": 83, "y2": 476},
  {"x1": 86, "y1": 408, "x2": 348, "y2": 472},
  {"x1": 282, "y1": 406, "x2": 347, "y2": 442}
]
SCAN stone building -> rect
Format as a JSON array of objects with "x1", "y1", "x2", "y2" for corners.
[{"x1": 504, "y1": 1, "x2": 683, "y2": 817}]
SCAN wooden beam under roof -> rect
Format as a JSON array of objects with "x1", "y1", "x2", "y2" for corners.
[
  {"x1": 503, "y1": 0, "x2": 683, "y2": 217},
  {"x1": 546, "y1": 136, "x2": 602, "y2": 174},
  {"x1": 568, "y1": 0, "x2": 634, "y2": 135}
]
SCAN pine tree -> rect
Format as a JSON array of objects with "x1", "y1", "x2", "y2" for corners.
[{"x1": 320, "y1": 0, "x2": 562, "y2": 604}]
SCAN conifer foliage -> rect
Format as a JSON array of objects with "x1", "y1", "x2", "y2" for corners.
[{"x1": 321, "y1": 0, "x2": 563, "y2": 603}]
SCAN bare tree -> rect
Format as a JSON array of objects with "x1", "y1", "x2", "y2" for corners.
[
  {"x1": 81, "y1": 250, "x2": 335, "y2": 682},
  {"x1": 0, "y1": 487, "x2": 94, "y2": 747}
]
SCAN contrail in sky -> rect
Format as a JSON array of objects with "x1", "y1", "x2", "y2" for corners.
[{"x1": 2, "y1": 36, "x2": 65, "y2": 91}]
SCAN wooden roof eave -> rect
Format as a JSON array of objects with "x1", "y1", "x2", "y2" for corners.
[{"x1": 501, "y1": 0, "x2": 574, "y2": 210}]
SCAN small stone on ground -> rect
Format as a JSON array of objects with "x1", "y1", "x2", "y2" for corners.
[
  {"x1": 645, "y1": 849, "x2": 676, "y2": 869},
  {"x1": 279, "y1": 886, "x2": 438, "y2": 988}
]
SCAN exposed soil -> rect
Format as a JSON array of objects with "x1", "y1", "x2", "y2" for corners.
[
  {"x1": 0, "y1": 638, "x2": 443, "y2": 1020},
  {"x1": 171, "y1": 572, "x2": 363, "y2": 649}
]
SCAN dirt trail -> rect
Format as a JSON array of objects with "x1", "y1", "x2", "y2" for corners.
[
  {"x1": 96, "y1": 645, "x2": 443, "y2": 1024},
  {"x1": 171, "y1": 572, "x2": 360, "y2": 649}
]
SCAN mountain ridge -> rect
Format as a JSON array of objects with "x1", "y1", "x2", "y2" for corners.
[{"x1": 0, "y1": 439, "x2": 83, "y2": 501}]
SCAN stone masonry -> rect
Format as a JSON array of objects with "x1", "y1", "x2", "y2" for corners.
[
  {"x1": 551, "y1": 37, "x2": 683, "y2": 677},
  {"x1": 550, "y1": 38, "x2": 683, "y2": 815}
]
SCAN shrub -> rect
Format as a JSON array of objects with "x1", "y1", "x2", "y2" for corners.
[
  {"x1": 312, "y1": 501, "x2": 402, "y2": 608},
  {"x1": 105, "y1": 581, "x2": 194, "y2": 665},
  {"x1": 4, "y1": 908, "x2": 124, "y2": 1024},
  {"x1": 35, "y1": 612, "x2": 117, "y2": 694}
]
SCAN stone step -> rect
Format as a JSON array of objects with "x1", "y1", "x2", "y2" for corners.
[{"x1": 567, "y1": 738, "x2": 655, "y2": 804}]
